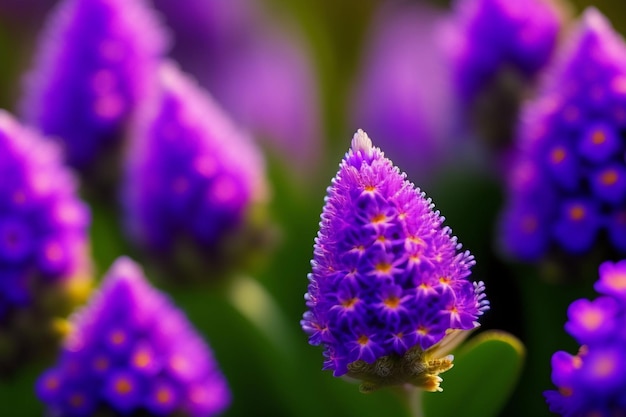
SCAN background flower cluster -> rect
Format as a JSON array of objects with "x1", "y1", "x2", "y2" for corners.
[{"x1": 0, "y1": 0, "x2": 625, "y2": 416}]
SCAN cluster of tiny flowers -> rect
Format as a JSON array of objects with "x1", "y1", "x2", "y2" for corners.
[
  {"x1": 446, "y1": 0, "x2": 561, "y2": 102},
  {"x1": 152, "y1": 0, "x2": 321, "y2": 174},
  {"x1": 207, "y1": 25, "x2": 321, "y2": 172},
  {"x1": 545, "y1": 260, "x2": 626, "y2": 416},
  {"x1": 21, "y1": 0, "x2": 167, "y2": 172},
  {"x1": 122, "y1": 62, "x2": 268, "y2": 261},
  {"x1": 500, "y1": 9, "x2": 626, "y2": 261},
  {"x1": 0, "y1": 110, "x2": 91, "y2": 373},
  {"x1": 36, "y1": 257, "x2": 230, "y2": 417},
  {"x1": 301, "y1": 130, "x2": 489, "y2": 388}
]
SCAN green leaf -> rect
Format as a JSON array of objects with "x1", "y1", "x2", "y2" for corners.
[
  {"x1": 0, "y1": 361, "x2": 46, "y2": 416},
  {"x1": 423, "y1": 331, "x2": 525, "y2": 417}
]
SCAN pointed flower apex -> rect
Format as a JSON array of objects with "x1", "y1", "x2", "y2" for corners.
[
  {"x1": 21, "y1": 0, "x2": 168, "y2": 172},
  {"x1": 302, "y1": 130, "x2": 488, "y2": 392},
  {"x1": 574, "y1": 6, "x2": 625, "y2": 59},
  {"x1": 351, "y1": 129, "x2": 374, "y2": 155},
  {"x1": 122, "y1": 62, "x2": 270, "y2": 283},
  {"x1": 36, "y1": 256, "x2": 230, "y2": 417},
  {"x1": 581, "y1": 7, "x2": 609, "y2": 31}
]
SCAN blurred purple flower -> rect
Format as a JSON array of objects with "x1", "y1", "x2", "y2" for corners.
[
  {"x1": 445, "y1": 0, "x2": 562, "y2": 103},
  {"x1": 442, "y1": 0, "x2": 564, "y2": 169},
  {"x1": 499, "y1": 8, "x2": 626, "y2": 262},
  {"x1": 301, "y1": 130, "x2": 488, "y2": 391},
  {"x1": 545, "y1": 260, "x2": 626, "y2": 416},
  {"x1": 209, "y1": 27, "x2": 321, "y2": 172},
  {"x1": 350, "y1": 3, "x2": 456, "y2": 182},
  {"x1": 151, "y1": 0, "x2": 256, "y2": 70},
  {"x1": 21, "y1": 0, "x2": 168, "y2": 176},
  {"x1": 152, "y1": 0, "x2": 321, "y2": 174},
  {"x1": 122, "y1": 62, "x2": 269, "y2": 282},
  {"x1": 0, "y1": 110, "x2": 91, "y2": 375},
  {"x1": 36, "y1": 256, "x2": 231, "y2": 417}
]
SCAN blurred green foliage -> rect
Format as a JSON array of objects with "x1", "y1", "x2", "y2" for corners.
[{"x1": 423, "y1": 331, "x2": 524, "y2": 417}]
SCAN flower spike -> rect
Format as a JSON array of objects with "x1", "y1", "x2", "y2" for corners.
[
  {"x1": 121, "y1": 62, "x2": 270, "y2": 284},
  {"x1": 302, "y1": 130, "x2": 488, "y2": 392},
  {"x1": 36, "y1": 257, "x2": 230, "y2": 417},
  {"x1": 0, "y1": 110, "x2": 91, "y2": 376},
  {"x1": 499, "y1": 8, "x2": 626, "y2": 262},
  {"x1": 21, "y1": 0, "x2": 168, "y2": 179}
]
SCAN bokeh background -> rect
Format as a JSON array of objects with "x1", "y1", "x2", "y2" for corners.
[{"x1": 0, "y1": 0, "x2": 626, "y2": 416}]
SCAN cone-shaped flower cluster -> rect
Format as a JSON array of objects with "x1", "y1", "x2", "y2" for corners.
[
  {"x1": 208, "y1": 26, "x2": 321, "y2": 173},
  {"x1": 500, "y1": 9, "x2": 626, "y2": 262},
  {"x1": 21, "y1": 0, "x2": 167, "y2": 174},
  {"x1": 122, "y1": 62, "x2": 269, "y2": 282},
  {"x1": 36, "y1": 257, "x2": 230, "y2": 417},
  {"x1": 0, "y1": 110, "x2": 91, "y2": 375},
  {"x1": 152, "y1": 0, "x2": 321, "y2": 175},
  {"x1": 447, "y1": 0, "x2": 561, "y2": 102},
  {"x1": 301, "y1": 130, "x2": 489, "y2": 392},
  {"x1": 545, "y1": 260, "x2": 626, "y2": 415}
]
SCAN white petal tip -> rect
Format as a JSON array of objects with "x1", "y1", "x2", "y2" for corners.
[
  {"x1": 581, "y1": 7, "x2": 609, "y2": 32},
  {"x1": 351, "y1": 129, "x2": 373, "y2": 154}
]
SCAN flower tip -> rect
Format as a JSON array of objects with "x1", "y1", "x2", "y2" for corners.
[
  {"x1": 159, "y1": 59, "x2": 184, "y2": 89},
  {"x1": 0, "y1": 109, "x2": 11, "y2": 129},
  {"x1": 108, "y1": 256, "x2": 143, "y2": 283},
  {"x1": 351, "y1": 129, "x2": 373, "y2": 154},
  {"x1": 580, "y1": 6, "x2": 610, "y2": 32}
]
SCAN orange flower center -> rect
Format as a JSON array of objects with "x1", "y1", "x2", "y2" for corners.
[{"x1": 384, "y1": 297, "x2": 401, "y2": 309}]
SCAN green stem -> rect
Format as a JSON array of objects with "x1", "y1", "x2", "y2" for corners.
[
  {"x1": 225, "y1": 274, "x2": 296, "y2": 356},
  {"x1": 404, "y1": 385, "x2": 424, "y2": 417}
]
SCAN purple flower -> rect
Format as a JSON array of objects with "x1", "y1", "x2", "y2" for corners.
[
  {"x1": 151, "y1": 0, "x2": 256, "y2": 66},
  {"x1": 121, "y1": 62, "x2": 269, "y2": 281},
  {"x1": 301, "y1": 130, "x2": 489, "y2": 392},
  {"x1": 208, "y1": 25, "x2": 321, "y2": 173},
  {"x1": 445, "y1": 0, "x2": 562, "y2": 102},
  {"x1": 349, "y1": 3, "x2": 456, "y2": 182},
  {"x1": 545, "y1": 260, "x2": 626, "y2": 416},
  {"x1": 21, "y1": 0, "x2": 168, "y2": 174},
  {"x1": 0, "y1": 110, "x2": 91, "y2": 375},
  {"x1": 499, "y1": 8, "x2": 626, "y2": 262},
  {"x1": 36, "y1": 256, "x2": 231, "y2": 417},
  {"x1": 152, "y1": 0, "x2": 321, "y2": 175}
]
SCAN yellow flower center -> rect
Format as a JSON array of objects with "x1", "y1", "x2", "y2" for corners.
[
  {"x1": 341, "y1": 298, "x2": 358, "y2": 308},
  {"x1": 383, "y1": 297, "x2": 400, "y2": 309},
  {"x1": 375, "y1": 263, "x2": 392, "y2": 273}
]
